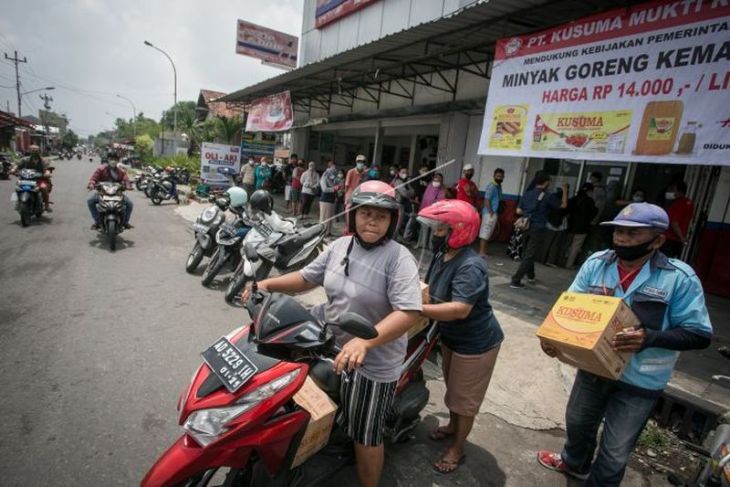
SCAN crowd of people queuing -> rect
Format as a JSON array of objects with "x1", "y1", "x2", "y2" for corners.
[{"x1": 234, "y1": 152, "x2": 710, "y2": 487}]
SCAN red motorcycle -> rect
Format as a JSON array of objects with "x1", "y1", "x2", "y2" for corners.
[{"x1": 142, "y1": 245, "x2": 437, "y2": 487}]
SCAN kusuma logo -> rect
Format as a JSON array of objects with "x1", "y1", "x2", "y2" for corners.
[{"x1": 555, "y1": 306, "x2": 603, "y2": 323}]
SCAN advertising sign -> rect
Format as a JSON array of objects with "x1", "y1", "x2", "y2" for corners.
[
  {"x1": 245, "y1": 91, "x2": 294, "y2": 132},
  {"x1": 478, "y1": 0, "x2": 730, "y2": 166},
  {"x1": 236, "y1": 20, "x2": 298, "y2": 69},
  {"x1": 240, "y1": 132, "x2": 276, "y2": 162},
  {"x1": 200, "y1": 142, "x2": 241, "y2": 185},
  {"x1": 315, "y1": 0, "x2": 380, "y2": 29}
]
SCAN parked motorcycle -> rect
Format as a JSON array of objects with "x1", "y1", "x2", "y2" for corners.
[
  {"x1": 224, "y1": 212, "x2": 325, "y2": 304},
  {"x1": 200, "y1": 211, "x2": 251, "y2": 287},
  {"x1": 12, "y1": 168, "x2": 52, "y2": 227},
  {"x1": 185, "y1": 195, "x2": 230, "y2": 274},
  {"x1": 141, "y1": 263, "x2": 436, "y2": 487},
  {"x1": 133, "y1": 166, "x2": 156, "y2": 192},
  {"x1": 93, "y1": 182, "x2": 129, "y2": 251},
  {"x1": 148, "y1": 173, "x2": 179, "y2": 205}
]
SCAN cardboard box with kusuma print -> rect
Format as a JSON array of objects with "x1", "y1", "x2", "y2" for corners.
[{"x1": 536, "y1": 292, "x2": 640, "y2": 380}]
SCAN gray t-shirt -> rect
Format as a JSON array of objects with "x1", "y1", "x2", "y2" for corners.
[{"x1": 300, "y1": 236, "x2": 422, "y2": 382}]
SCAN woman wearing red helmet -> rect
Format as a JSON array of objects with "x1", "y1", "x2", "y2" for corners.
[
  {"x1": 418, "y1": 199, "x2": 504, "y2": 475},
  {"x1": 241, "y1": 180, "x2": 422, "y2": 487}
]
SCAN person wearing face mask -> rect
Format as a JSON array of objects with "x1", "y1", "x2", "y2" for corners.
[
  {"x1": 319, "y1": 160, "x2": 338, "y2": 235},
  {"x1": 565, "y1": 183, "x2": 598, "y2": 268},
  {"x1": 416, "y1": 173, "x2": 446, "y2": 249},
  {"x1": 661, "y1": 181, "x2": 694, "y2": 259},
  {"x1": 290, "y1": 161, "x2": 305, "y2": 216},
  {"x1": 345, "y1": 155, "x2": 367, "y2": 204},
  {"x1": 86, "y1": 152, "x2": 133, "y2": 229},
  {"x1": 478, "y1": 168, "x2": 505, "y2": 257},
  {"x1": 300, "y1": 161, "x2": 320, "y2": 218},
  {"x1": 418, "y1": 199, "x2": 504, "y2": 475},
  {"x1": 456, "y1": 164, "x2": 478, "y2": 208},
  {"x1": 537, "y1": 202, "x2": 712, "y2": 487},
  {"x1": 334, "y1": 169, "x2": 346, "y2": 221},
  {"x1": 392, "y1": 167, "x2": 415, "y2": 240},
  {"x1": 366, "y1": 164, "x2": 380, "y2": 182},
  {"x1": 239, "y1": 157, "x2": 257, "y2": 196},
  {"x1": 254, "y1": 156, "x2": 273, "y2": 190}
]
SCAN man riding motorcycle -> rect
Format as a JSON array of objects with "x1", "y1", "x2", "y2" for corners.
[
  {"x1": 14, "y1": 145, "x2": 53, "y2": 212},
  {"x1": 87, "y1": 152, "x2": 134, "y2": 229}
]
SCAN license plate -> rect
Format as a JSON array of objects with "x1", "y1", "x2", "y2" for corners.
[
  {"x1": 254, "y1": 224, "x2": 272, "y2": 238},
  {"x1": 192, "y1": 223, "x2": 209, "y2": 233},
  {"x1": 18, "y1": 180, "x2": 36, "y2": 186},
  {"x1": 201, "y1": 338, "x2": 258, "y2": 393}
]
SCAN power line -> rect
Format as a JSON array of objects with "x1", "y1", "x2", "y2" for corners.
[{"x1": 3, "y1": 50, "x2": 27, "y2": 116}]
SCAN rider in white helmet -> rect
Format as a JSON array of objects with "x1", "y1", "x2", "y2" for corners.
[{"x1": 226, "y1": 186, "x2": 248, "y2": 214}]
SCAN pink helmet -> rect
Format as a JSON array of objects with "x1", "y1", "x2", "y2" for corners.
[
  {"x1": 347, "y1": 180, "x2": 401, "y2": 241},
  {"x1": 417, "y1": 199, "x2": 480, "y2": 249}
]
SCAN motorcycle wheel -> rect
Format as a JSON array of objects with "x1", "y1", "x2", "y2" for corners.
[
  {"x1": 135, "y1": 179, "x2": 144, "y2": 191},
  {"x1": 107, "y1": 220, "x2": 117, "y2": 251},
  {"x1": 151, "y1": 194, "x2": 163, "y2": 205},
  {"x1": 201, "y1": 248, "x2": 226, "y2": 287},
  {"x1": 19, "y1": 201, "x2": 31, "y2": 227},
  {"x1": 185, "y1": 241, "x2": 205, "y2": 274},
  {"x1": 179, "y1": 170, "x2": 190, "y2": 184},
  {"x1": 144, "y1": 185, "x2": 153, "y2": 198},
  {"x1": 224, "y1": 264, "x2": 249, "y2": 305}
]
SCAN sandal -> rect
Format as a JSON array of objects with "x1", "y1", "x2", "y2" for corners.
[
  {"x1": 429, "y1": 426, "x2": 454, "y2": 441},
  {"x1": 433, "y1": 454, "x2": 466, "y2": 474}
]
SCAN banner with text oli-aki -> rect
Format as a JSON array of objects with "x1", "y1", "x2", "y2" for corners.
[
  {"x1": 478, "y1": 0, "x2": 730, "y2": 166},
  {"x1": 200, "y1": 142, "x2": 241, "y2": 186},
  {"x1": 245, "y1": 91, "x2": 293, "y2": 133}
]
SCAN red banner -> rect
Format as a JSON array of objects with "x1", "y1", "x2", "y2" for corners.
[
  {"x1": 315, "y1": 0, "x2": 380, "y2": 29},
  {"x1": 245, "y1": 91, "x2": 294, "y2": 133}
]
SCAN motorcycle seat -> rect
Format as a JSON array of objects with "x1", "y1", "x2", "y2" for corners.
[
  {"x1": 276, "y1": 224, "x2": 324, "y2": 256},
  {"x1": 309, "y1": 359, "x2": 340, "y2": 403}
]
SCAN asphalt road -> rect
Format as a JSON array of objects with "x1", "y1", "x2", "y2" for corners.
[{"x1": 0, "y1": 159, "x2": 243, "y2": 486}]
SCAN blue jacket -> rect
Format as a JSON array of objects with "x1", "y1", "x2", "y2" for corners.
[{"x1": 569, "y1": 250, "x2": 712, "y2": 391}]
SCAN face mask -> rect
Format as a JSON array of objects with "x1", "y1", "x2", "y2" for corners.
[
  {"x1": 248, "y1": 160, "x2": 255, "y2": 165},
  {"x1": 337, "y1": 173, "x2": 344, "y2": 180},
  {"x1": 399, "y1": 172, "x2": 408, "y2": 179},
  {"x1": 632, "y1": 195, "x2": 644, "y2": 202},
  {"x1": 432, "y1": 181, "x2": 442, "y2": 188},
  {"x1": 109, "y1": 161, "x2": 118, "y2": 168},
  {"x1": 614, "y1": 237, "x2": 657, "y2": 262},
  {"x1": 390, "y1": 169, "x2": 396, "y2": 176},
  {"x1": 356, "y1": 163, "x2": 364, "y2": 171},
  {"x1": 368, "y1": 170, "x2": 378, "y2": 178},
  {"x1": 665, "y1": 192, "x2": 676, "y2": 201},
  {"x1": 431, "y1": 235, "x2": 447, "y2": 252},
  {"x1": 464, "y1": 172, "x2": 474, "y2": 180}
]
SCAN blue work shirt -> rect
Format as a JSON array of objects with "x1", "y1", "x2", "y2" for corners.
[
  {"x1": 518, "y1": 187, "x2": 560, "y2": 230},
  {"x1": 569, "y1": 250, "x2": 713, "y2": 391},
  {"x1": 483, "y1": 181, "x2": 502, "y2": 215}
]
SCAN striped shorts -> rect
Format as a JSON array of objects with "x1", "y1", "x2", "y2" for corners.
[{"x1": 337, "y1": 369, "x2": 397, "y2": 447}]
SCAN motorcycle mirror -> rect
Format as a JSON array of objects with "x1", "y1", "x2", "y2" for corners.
[
  {"x1": 336, "y1": 313, "x2": 378, "y2": 340},
  {"x1": 244, "y1": 242, "x2": 259, "y2": 262}
]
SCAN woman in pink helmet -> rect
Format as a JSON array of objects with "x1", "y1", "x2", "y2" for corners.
[
  {"x1": 242, "y1": 180, "x2": 422, "y2": 487},
  {"x1": 418, "y1": 199, "x2": 504, "y2": 474}
]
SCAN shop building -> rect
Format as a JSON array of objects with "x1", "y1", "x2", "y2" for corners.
[{"x1": 223, "y1": 0, "x2": 730, "y2": 296}]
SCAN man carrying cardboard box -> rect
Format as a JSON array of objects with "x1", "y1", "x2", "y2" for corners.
[{"x1": 536, "y1": 202, "x2": 713, "y2": 487}]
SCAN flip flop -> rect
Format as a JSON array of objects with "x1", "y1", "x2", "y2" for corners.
[
  {"x1": 433, "y1": 454, "x2": 466, "y2": 474},
  {"x1": 429, "y1": 426, "x2": 454, "y2": 441}
]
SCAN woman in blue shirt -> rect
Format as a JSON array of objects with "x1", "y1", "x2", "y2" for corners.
[{"x1": 418, "y1": 199, "x2": 504, "y2": 474}]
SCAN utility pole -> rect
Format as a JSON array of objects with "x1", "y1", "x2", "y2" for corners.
[
  {"x1": 4, "y1": 51, "x2": 27, "y2": 117},
  {"x1": 39, "y1": 93, "x2": 53, "y2": 153}
]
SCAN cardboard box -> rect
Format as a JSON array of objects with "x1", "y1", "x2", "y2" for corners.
[
  {"x1": 291, "y1": 376, "x2": 337, "y2": 468},
  {"x1": 536, "y1": 292, "x2": 640, "y2": 380},
  {"x1": 408, "y1": 282, "x2": 431, "y2": 339}
]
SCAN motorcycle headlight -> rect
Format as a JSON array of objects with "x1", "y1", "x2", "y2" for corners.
[
  {"x1": 182, "y1": 369, "x2": 300, "y2": 447},
  {"x1": 201, "y1": 207, "x2": 218, "y2": 224}
]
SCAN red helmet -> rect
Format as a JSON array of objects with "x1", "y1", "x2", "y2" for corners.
[
  {"x1": 347, "y1": 180, "x2": 401, "y2": 241},
  {"x1": 417, "y1": 199, "x2": 479, "y2": 249}
]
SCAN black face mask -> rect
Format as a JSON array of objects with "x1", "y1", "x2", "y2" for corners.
[
  {"x1": 614, "y1": 237, "x2": 657, "y2": 262},
  {"x1": 431, "y1": 235, "x2": 447, "y2": 253}
]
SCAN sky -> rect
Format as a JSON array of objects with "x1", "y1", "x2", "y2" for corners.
[{"x1": 0, "y1": 0, "x2": 303, "y2": 138}]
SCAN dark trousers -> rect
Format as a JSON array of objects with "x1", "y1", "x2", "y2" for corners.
[
  {"x1": 301, "y1": 193, "x2": 315, "y2": 216},
  {"x1": 511, "y1": 227, "x2": 547, "y2": 283},
  {"x1": 561, "y1": 371, "x2": 657, "y2": 487}
]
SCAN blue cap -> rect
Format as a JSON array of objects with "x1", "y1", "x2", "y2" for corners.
[{"x1": 600, "y1": 202, "x2": 669, "y2": 230}]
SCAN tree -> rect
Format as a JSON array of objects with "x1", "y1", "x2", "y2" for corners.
[
  {"x1": 160, "y1": 101, "x2": 197, "y2": 130},
  {"x1": 135, "y1": 134, "x2": 154, "y2": 159},
  {"x1": 62, "y1": 129, "x2": 80, "y2": 149},
  {"x1": 214, "y1": 116, "x2": 243, "y2": 145},
  {"x1": 113, "y1": 113, "x2": 160, "y2": 141}
]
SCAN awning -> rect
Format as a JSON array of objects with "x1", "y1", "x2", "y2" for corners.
[
  {"x1": 221, "y1": 0, "x2": 632, "y2": 111},
  {"x1": 0, "y1": 111, "x2": 34, "y2": 130}
]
